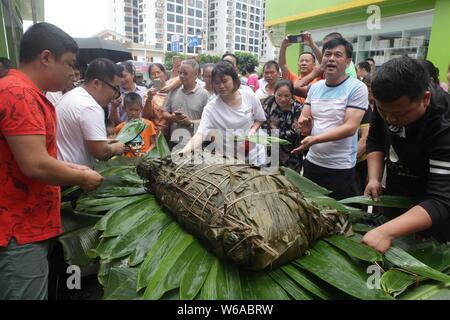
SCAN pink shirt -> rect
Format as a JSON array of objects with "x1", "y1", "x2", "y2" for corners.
[{"x1": 247, "y1": 74, "x2": 260, "y2": 92}]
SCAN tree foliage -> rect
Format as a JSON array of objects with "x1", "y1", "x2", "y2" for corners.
[
  {"x1": 164, "y1": 51, "x2": 258, "y2": 74},
  {"x1": 164, "y1": 52, "x2": 187, "y2": 71},
  {"x1": 164, "y1": 52, "x2": 222, "y2": 70},
  {"x1": 197, "y1": 54, "x2": 221, "y2": 65},
  {"x1": 235, "y1": 52, "x2": 259, "y2": 74}
]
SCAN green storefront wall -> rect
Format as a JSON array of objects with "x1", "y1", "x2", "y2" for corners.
[
  {"x1": 427, "y1": 0, "x2": 450, "y2": 82},
  {"x1": 266, "y1": 0, "x2": 450, "y2": 82},
  {"x1": 0, "y1": 0, "x2": 23, "y2": 66},
  {"x1": 0, "y1": 0, "x2": 44, "y2": 66},
  {"x1": 0, "y1": 3, "x2": 8, "y2": 57}
]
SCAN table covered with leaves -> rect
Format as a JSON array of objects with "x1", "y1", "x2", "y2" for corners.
[{"x1": 59, "y1": 137, "x2": 450, "y2": 300}]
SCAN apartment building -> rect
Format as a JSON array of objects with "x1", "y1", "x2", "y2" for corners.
[
  {"x1": 163, "y1": 0, "x2": 208, "y2": 54},
  {"x1": 260, "y1": 0, "x2": 277, "y2": 62},
  {"x1": 109, "y1": 0, "x2": 274, "y2": 60},
  {"x1": 108, "y1": 0, "x2": 140, "y2": 43},
  {"x1": 207, "y1": 0, "x2": 264, "y2": 58}
]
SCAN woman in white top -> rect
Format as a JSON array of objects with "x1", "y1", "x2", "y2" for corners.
[{"x1": 181, "y1": 61, "x2": 267, "y2": 165}]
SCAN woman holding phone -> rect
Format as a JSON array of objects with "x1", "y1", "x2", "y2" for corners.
[
  {"x1": 180, "y1": 61, "x2": 267, "y2": 165},
  {"x1": 143, "y1": 63, "x2": 171, "y2": 140}
]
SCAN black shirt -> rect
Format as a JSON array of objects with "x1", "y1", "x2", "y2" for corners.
[{"x1": 366, "y1": 88, "x2": 450, "y2": 242}]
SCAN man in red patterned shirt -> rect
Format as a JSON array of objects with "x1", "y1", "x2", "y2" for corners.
[{"x1": 0, "y1": 23, "x2": 103, "y2": 300}]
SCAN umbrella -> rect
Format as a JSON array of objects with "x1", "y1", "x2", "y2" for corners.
[{"x1": 75, "y1": 37, "x2": 132, "y2": 65}]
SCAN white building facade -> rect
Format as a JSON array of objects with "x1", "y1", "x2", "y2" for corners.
[
  {"x1": 207, "y1": 0, "x2": 265, "y2": 58},
  {"x1": 107, "y1": 0, "x2": 140, "y2": 44},
  {"x1": 108, "y1": 0, "x2": 275, "y2": 61}
]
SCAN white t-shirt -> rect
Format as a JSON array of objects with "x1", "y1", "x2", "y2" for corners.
[
  {"x1": 197, "y1": 89, "x2": 267, "y2": 165},
  {"x1": 240, "y1": 84, "x2": 255, "y2": 94},
  {"x1": 258, "y1": 78, "x2": 267, "y2": 89},
  {"x1": 255, "y1": 85, "x2": 272, "y2": 102},
  {"x1": 196, "y1": 78, "x2": 205, "y2": 86},
  {"x1": 45, "y1": 91, "x2": 63, "y2": 106},
  {"x1": 305, "y1": 77, "x2": 368, "y2": 169},
  {"x1": 56, "y1": 87, "x2": 107, "y2": 168}
]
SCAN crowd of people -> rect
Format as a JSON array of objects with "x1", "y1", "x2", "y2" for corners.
[{"x1": 1, "y1": 22, "x2": 450, "y2": 300}]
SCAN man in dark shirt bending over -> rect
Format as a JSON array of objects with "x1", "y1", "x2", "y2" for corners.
[{"x1": 364, "y1": 56, "x2": 450, "y2": 253}]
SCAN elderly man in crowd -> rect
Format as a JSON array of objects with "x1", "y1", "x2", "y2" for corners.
[{"x1": 163, "y1": 59, "x2": 209, "y2": 150}]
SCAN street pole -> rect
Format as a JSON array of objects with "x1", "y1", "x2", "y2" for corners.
[
  {"x1": 183, "y1": 0, "x2": 187, "y2": 55},
  {"x1": 5, "y1": 0, "x2": 19, "y2": 66},
  {"x1": 144, "y1": 32, "x2": 147, "y2": 62},
  {"x1": 31, "y1": 0, "x2": 37, "y2": 24}
]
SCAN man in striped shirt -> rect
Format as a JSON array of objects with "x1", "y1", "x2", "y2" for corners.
[
  {"x1": 364, "y1": 56, "x2": 450, "y2": 253},
  {"x1": 292, "y1": 38, "x2": 368, "y2": 200}
]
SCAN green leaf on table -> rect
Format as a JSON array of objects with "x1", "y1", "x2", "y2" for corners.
[
  {"x1": 143, "y1": 233, "x2": 194, "y2": 300},
  {"x1": 268, "y1": 268, "x2": 315, "y2": 300},
  {"x1": 58, "y1": 225, "x2": 101, "y2": 266},
  {"x1": 116, "y1": 119, "x2": 147, "y2": 144},
  {"x1": 339, "y1": 195, "x2": 422, "y2": 209},
  {"x1": 239, "y1": 271, "x2": 290, "y2": 300},
  {"x1": 408, "y1": 240, "x2": 450, "y2": 272},
  {"x1": 399, "y1": 281, "x2": 450, "y2": 300},
  {"x1": 281, "y1": 264, "x2": 337, "y2": 300},
  {"x1": 162, "y1": 240, "x2": 207, "y2": 293},
  {"x1": 94, "y1": 194, "x2": 149, "y2": 231},
  {"x1": 385, "y1": 246, "x2": 450, "y2": 284},
  {"x1": 324, "y1": 234, "x2": 383, "y2": 262},
  {"x1": 103, "y1": 267, "x2": 142, "y2": 300},
  {"x1": 295, "y1": 240, "x2": 393, "y2": 300},
  {"x1": 179, "y1": 246, "x2": 215, "y2": 300},
  {"x1": 214, "y1": 261, "x2": 243, "y2": 300},
  {"x1": 282, "y1": 167, "x2": 331, "y2": 197},
  {"x1": 92, "y1": 186, "x2": 147, "y2": 198},
  {"x1": 381, "y1": 269, "x2": 418, "y2": 297},
  {"x1": 111, "y1": 213, "x2": 172, "y2": 265},
  {"x1": 137, "y1": 223, "x2": 184, "y2": 291},
  {"x1": 102, "y1": 196, "x2": 161, "y2": 238}
]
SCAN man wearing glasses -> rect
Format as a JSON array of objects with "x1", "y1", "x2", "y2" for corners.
[{"x1": 56, "y1": 58, "x2": 125, "y2": 168}]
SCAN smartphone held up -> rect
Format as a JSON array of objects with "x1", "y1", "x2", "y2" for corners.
[
  {"x1": 153, "y1": 78, "x2": 161, "y2": 91},
  {"x1": 287, "y1": 34, "x2": 304, "y2": 43}
]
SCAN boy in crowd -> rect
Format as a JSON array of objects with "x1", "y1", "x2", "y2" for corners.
[
  {"x1": 106, "y1": 119, "x2": 117, "y2": 139},
  {"x1": 115, "y1": 92, "x2": 157, "y2": 157}
]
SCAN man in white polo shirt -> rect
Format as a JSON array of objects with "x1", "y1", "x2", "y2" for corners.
[
  {"x1": 292, "y1": 38, "x2": 368, "y2": 199},
  {"x1": 56, "y1": 58, "x2": 125, "y2": 168}
]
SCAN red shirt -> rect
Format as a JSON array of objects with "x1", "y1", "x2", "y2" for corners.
[
  {"x1": 284, "y1": 69, "x2": 321, "y2": 105},
  {"x1": 0, "y1": 70, "x2": 62, "y2": 247}
]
